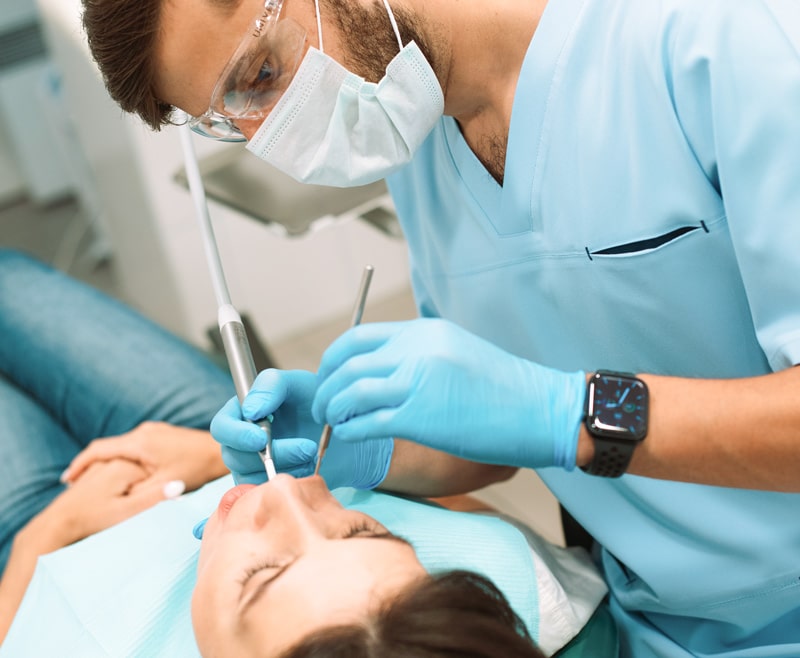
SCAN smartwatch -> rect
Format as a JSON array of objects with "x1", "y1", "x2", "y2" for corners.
[{"x1": 581, "y1": 370, "x2": 649, "y2": 478}]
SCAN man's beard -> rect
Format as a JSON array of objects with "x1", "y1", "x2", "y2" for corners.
[{"x1": 321, "y1": 0, "x2": 439, "y2": 83}]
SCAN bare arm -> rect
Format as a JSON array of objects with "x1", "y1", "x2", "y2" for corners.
[
  {"x1": 0, "y1": 460, "x2": 165, "y2": 643},
  {"x1": 380, "y1": 438, "x2": 518, "y2": 497},
  {"x1": 576, "y1": 366, "x2": 800, "y2": 491},
  {"x1": 0, "y1": 422, "x2": 228, "y2": 642},
  {"x1": 0, "y1": 518, "x2": 71, "y2": 643}
]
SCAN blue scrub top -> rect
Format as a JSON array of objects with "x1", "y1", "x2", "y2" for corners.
[{"x1": 387, "y1": 0, "x2": 800, "y2": 655}]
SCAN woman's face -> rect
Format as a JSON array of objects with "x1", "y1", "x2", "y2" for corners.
[{"x1": 192, "y1": 474, "x2": 426, "y2": 657}]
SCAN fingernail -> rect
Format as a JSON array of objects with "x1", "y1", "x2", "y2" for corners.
[
  {"x1": 163, "y1": 480, "x2": 186, "y2": 500},
  {"x1": 192, "y1": 518, "x2": 208, "y2": 540},
  {"x1": 59, "y1": 468, "x2": 71, "y2": 483}
]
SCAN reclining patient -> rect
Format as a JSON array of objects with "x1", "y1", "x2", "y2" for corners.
[{"x1": 0, "y1": 250, "x2": 611, "y2": 656}]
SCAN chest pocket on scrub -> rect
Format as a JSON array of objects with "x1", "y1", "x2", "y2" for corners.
[{"x1": 585, "y1": 222, "x2": 709, "y2": 260}]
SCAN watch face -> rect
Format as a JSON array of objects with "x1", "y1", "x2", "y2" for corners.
[{"x1": 588, "y1": 373, "x2": 648, "y2": 440}]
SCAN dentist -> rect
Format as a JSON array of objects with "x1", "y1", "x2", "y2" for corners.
[{"x1": 81, "y1": 0, "x2": 800, "y2": 655}]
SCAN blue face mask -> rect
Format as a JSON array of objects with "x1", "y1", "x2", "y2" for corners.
[{"x1": 246, "y1": 0, "x2": 444, "y2": 187}]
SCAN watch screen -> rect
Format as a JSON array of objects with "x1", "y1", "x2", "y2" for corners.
[{"x1": 589, "y1": 373, "x2": 648, "y2": 439}]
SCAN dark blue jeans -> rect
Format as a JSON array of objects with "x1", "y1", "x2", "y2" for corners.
[{"x1": 0, "y1": 250, "x2": 234, "y2": 570}]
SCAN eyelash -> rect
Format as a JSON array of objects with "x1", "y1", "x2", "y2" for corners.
[
  {"x1": 343, "y1": 520, "x2": 377, "y2": 538},
  {"x1": 238, "y1": 560, "x2": 281, "y2": 586}
]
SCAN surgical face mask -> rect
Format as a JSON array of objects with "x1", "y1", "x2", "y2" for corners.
[{"x1": 245, "y1": 0, "x2": 444, "y2": 187}]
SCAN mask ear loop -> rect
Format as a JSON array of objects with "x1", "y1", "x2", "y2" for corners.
[
  {"x1": 381, "y1": 0, "x2": 404, "y2": 50},
  {"x1": 314, "y1": 0, "x2": 324, "y2": 52}
]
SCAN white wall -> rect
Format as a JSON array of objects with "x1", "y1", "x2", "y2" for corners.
[
  {"x1": 34, "y1": 0, "x2": 411, "y2": 348},
  {"x1": 0, "y1": 0, "x2": 50, "y2": 204},
  {"x1": 0, "y1": 124, "x2": 25, "y2": 204},
  {"x1": 3, "y1": 0, "x2": 38, "y2": 27}
]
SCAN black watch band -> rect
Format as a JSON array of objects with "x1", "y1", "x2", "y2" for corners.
[
  {"x1": 580, "y1": 437, "x2": 637, "y2": 478},
  {"x1": 580, "y1": 370, "x2": 649, "y2": 478}
]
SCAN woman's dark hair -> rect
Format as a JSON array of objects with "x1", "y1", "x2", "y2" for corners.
[{"x1": 278, "y1": 570, "x2": 545, "y2": 658}]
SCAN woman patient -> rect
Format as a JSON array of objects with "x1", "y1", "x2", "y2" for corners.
[
  {"x1": 193, "y1": 474, "x2": 544, "y2": 658},
  {"x1": 0, "y1": 250, "x2": 609, "y2": 656}
]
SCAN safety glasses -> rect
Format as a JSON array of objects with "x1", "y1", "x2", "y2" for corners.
[{"x1": 188, "y1": 0, "x2": 307, "y2": 142}]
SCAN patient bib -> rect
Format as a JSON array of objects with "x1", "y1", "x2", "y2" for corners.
[{"x1": 334, "y1": 488, "x2": 539, "y2": 638}]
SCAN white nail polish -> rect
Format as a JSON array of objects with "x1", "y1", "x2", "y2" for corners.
[{"x1": 163, "y1": 480, "x2": 186, "y2": 499}]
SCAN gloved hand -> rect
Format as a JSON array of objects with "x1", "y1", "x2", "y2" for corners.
[
  {"x1": 210, "y1": 369, "x2": 393, "y2": 490},
  {"x1": 313, "y1": 319, "x2": 587, "y2": 471}
]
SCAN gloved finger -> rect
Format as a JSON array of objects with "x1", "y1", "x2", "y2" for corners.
[
  {"x1": 281, "y1": 463, "x2": 315, "y2": 479},
  {"x1": 317, "y1": 322, "x2": 405, "y2": 381},
  {"x1": 313, "y1": 352, "x2": 400, "y2": 423},
  {"x1": 221, "y1": 445, "x2": 268, "y2": 482},
  {"x1": 211, "y1": 397, "x2": 268, "y2": 451},
  {"x1": 324, "y1": 376, "x2": 409, "y2": 427},
  {"x1": 192, "y1": 517, "x2": 208, "y2": 540},
  {"x1": 242, "y1": 369, "x2": 299, "y2": 421},
  {"x1": 332, "y1": 408, "x2": 409, "y2": 444},
  {"x1": 271, "y1": 437, "x2": 318, "y2": 469},
  {"x1": 231, "y1": 469, "x2": 269, "y2": 486}
]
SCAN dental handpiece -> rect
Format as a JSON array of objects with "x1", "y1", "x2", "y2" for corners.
[
  {"x1": 218, "y1": 304, "x2": 277, "y2": 480},
  {"x1": 178, "y1": 118, "x2": 276, "y2": 480},
  {"x1": 313, "y1": 265, "x2": 374, "y2": 476}
]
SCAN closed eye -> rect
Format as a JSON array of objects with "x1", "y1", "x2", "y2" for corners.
[
  {"x1": 238, "y1": 560, "x2": 283, "y2": 587},
  {"x1": 341, "y1": 521, "x2": 412, "y2": 547},
  {"x1": 342, "y1": 520, "x2": 381, "y2": 539}
]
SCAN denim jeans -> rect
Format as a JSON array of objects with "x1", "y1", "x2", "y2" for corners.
[{"x1": 0, "y1": 249, "x2": 235, "y2": 570}]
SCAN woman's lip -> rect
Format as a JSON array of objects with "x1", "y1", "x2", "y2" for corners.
[{"x1": 216, "y1": 484, "x2": 256, "y2": 521}]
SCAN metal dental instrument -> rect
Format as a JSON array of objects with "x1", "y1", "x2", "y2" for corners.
[
  {"x1": 178, "y1": 117, "x2": 276, "y2": 480},
  {"x1": 313, "y1": 264, "x2": 374, "y2": 476}
]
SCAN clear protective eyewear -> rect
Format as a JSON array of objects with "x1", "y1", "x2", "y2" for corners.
[{"x1": 188, "y1": 0, "x2": 307, "y2": 142}]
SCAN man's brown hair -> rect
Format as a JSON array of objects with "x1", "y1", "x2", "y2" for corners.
[{"x1": 82, "y1": 0, "x2": 172, "y2": 130}]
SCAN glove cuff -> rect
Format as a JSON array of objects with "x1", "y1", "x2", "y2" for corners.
[
  {"x1": 351, "y1": 438, "x2": 395, "y2": 490},
  {"x1": 551, "y1": 370, "x2": 587, "y2": 471}
]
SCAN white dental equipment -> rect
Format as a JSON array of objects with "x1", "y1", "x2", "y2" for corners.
[
  {"x1": 178, "y1": 116, "x2": 276, "y2": 480},
  {"x1": 313, "y1": 264, "x2": 373, "y2": 476}
]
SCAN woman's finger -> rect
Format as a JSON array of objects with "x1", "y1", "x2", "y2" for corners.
[{"x1": 61, "y1": 436, "x2": 146, "y2": 483}]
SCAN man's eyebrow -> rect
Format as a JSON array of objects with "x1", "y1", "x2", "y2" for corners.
[{"x1": 239, "y1": 533, "x2": 414, "y2": 616}]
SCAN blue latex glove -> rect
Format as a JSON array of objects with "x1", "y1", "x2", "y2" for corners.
[
  {"x1": 209, "y1": 369, "x2": 393, "y2": 490},
  {"x1": 313, "y1": 319, "x2": 587, "y2": 471}
]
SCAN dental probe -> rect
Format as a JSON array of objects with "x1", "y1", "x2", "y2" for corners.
[
  {"x1": 177, "y1": 118, "x2": 276, "y2": 480},
  {"x1": 313, "y1": 265, "x2": 374, "y2": 476}
]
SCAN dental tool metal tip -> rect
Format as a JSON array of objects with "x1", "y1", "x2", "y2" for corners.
[
  {"x1": 261, "y1": 451, "x2": 277, "y2": 480},
  {"x1": 314, "y1": 265, "x2": 374, "y2": 476}
]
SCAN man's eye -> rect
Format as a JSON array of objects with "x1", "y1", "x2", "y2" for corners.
[{"x1": 255, "y1": 60, "x2": 275, "y2": 84}]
